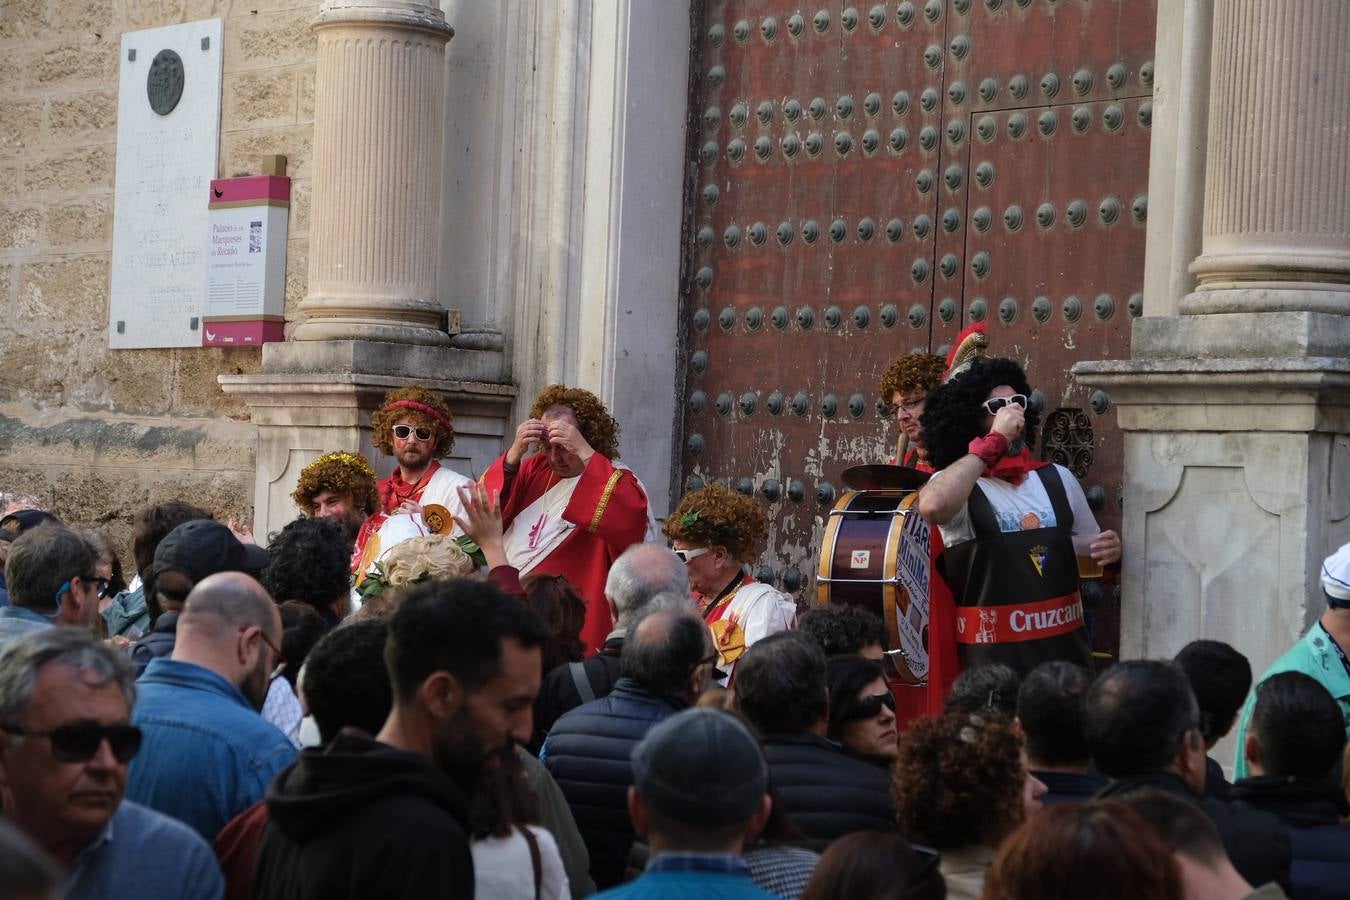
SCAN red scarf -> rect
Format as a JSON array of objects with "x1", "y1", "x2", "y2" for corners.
[
  {"x1": 985, "y1": 448, "x2": 1048, "y2": 486},
  {"x1": 380, "y1": 460, "x2": 440, "y2": 511}
]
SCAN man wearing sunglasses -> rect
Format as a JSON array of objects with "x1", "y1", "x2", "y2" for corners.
[
  {"x1": 368, "y1": 386, "x2": 473, "y2": 524},
  {"x1": 917, "y1": 356, "x2": 1121, "y2": 677},
  {"x1": 0, "y1": 523, "x2": 104, "y2": 647},
  {"x1": 0, "y1": 628, "x2": 225, "y2": 899}
]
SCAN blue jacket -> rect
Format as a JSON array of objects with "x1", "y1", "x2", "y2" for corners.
[
  {"x1": 542, "y1": 677, "x2": 682, "y2": 888},
  {"x1": 0, "y1": 605, "x2": 51, "y2": 648},
  {"x1": 127, "y1": 658, "x2": 296, "y2": 843},
  {"x1": 596, "y1": 856, "x2": 777, "y2": 900},
  {"x1": 1231, "y1": 776, "x2": 1350, "y2": 900}
]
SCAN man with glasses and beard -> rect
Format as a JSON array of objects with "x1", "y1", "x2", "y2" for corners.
[
  {"x1": 916, "y1": 356, "x2": 1120, "y2": 676},
  {"x1": 126, "y1": 573, "x2": 296, "y2": 843},
  {"x1": 252, "y1": 578, "x2": 549, "y2": 900},
  {"x1": 0, "y1": 628, "x2": 224, "y2": 900}
]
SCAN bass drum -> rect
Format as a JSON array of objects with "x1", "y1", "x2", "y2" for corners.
[{"x1": 817, "y1": 489, "x2": 930, "y2": 685}]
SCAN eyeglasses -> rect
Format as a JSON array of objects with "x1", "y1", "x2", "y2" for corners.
[
  {"x1": 1, "y1": 720, "x2": 142, "y2": 764},
  {"x1": 673, "y1": 547, "x2": 710, "y2": 564},
  {"x1": 55, "y1": 575, "x2": 110, "y2": 606},
  {"x1": 241, "y1": 626, "x2": 282, "y2": 661},
  {"x1": 393, "y1": 424, "x2": 435, "y2": 442},
  {"x1": 896, "y1": 394, "x2": 926, "y2": 412},
  {"x1": 908, "y1": 843, "x2": 942, "y2": 885},
  {"x1": 981, "y1": 394, "x2": 1028, "y2": 415},
  {"x1": 844, "y1": 691, "x2": 896, "y2": 721}
]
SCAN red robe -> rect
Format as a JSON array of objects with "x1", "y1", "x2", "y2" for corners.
[{"x1": 483, "y1": 453, "x2": 650, "y2": 653}]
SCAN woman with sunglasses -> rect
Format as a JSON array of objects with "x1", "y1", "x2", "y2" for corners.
[
  {"x1": 916, "y1": 355, "x2": 1121, "y2": 677},
  {"x1": 663, "y1": 483, "x2": 796, "y2": 684},
  {"x1": 825, "y1": 655, "x2": 899, "y2": 767}
]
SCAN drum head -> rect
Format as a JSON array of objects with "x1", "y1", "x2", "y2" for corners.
[{"x1": 841, "y1": 464, "x2": 931, "y2": 491}]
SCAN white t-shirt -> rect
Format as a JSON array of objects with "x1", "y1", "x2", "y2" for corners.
[
  {"x1": 931, "y1": 463, "x2": 1101, "y2": 549},
  {"x1": 472, "y1": 825, "x2": 570, "y2": 900}
]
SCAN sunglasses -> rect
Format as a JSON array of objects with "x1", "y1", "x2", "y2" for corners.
[
  {"x1": 2, "y1": 720, "x2": 142, "y2": 764},
  {"x1": 909, "y1": 843, "x2": 941, "y2": 884},
  {"x1": 54, "y1": 574, "x2": 110, "y2": 607},
  {"x1": 673, "y1": 547, "x2": 710, "y2": 564},
  {"x1": 844, "y1": 691, "x2": 896, "y2": 721},
  {"x1": 981, "y1": 394, "x2": 1028, "y2": 415},
  {"x1": 392, "y1": 424, "x2": 435, "y2": 442}
]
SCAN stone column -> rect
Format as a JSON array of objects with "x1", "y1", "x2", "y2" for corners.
[
  {"x1": 1183, "y1": 0, "x2": 1350, "y2": 315},
  {"x1": 1074, "y1": 0, "x2": 1350, "y2": 705},
  {"x1": 293, "y1": 0, "x2": 455, "y2": 345}
]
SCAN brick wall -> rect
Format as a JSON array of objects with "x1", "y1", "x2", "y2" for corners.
[{"x1": 0, "y1": 0, "x2": 320, "y2": 560}]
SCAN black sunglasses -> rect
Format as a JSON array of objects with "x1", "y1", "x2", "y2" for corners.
[
  {"x1": 844, "y1": 691, "x2": 896, "y2": 721},
  {"x1": 2, "y1": 720, "x2": 142, "y2": 764},
  {"x1": 909, "y1": 842, "x2": 941, "y2": 883},
  {"x1": 981, "y1": 394, "x2": 1028, "y2": 415}
]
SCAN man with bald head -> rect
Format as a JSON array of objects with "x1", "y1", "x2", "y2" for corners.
[
  {"x1": 126, "y1": 572, "x2": 297, "y2": 842},
  {"x1": 543, "y1": 607, "x2": 715, "y2": 887}
]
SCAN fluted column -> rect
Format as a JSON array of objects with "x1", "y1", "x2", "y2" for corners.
[
  {"x1": 294, "y1": 0, "x2": 454, "y2": 345},
  {"x1": 1184, "y1": 0, "x2": 1350, "y2": 314}
]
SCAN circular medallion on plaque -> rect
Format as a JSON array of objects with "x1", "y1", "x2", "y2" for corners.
[
  {"x1": 147, "y1": 49, "x2": 185, "y2": 116},
  {"x1": 421, "y1": 504, "x2": 453, "y2": 535}
]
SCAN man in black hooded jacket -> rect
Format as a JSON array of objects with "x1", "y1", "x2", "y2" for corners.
[{"x1": 250, "y1": 579, "x2": 548, "y2": 899}]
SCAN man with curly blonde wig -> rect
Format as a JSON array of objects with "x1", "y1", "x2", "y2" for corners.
[
  {"x1": 483, "y1": 385, "x2": 654, "y2": 654},
  {"x1": 369, "y1": 386, "x2": 474, "y2": 520},
  {"x1": 663, "y1": 483, "x2": 794, "y2": 683},
  {"x1": 879, "y1": 351, "x2": 948, "y2": 471},
  {"x1": 291, "y1": 450, "x2": 378, "y2": 539}
]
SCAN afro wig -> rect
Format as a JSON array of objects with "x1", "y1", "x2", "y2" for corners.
[
  {"x1": 371, "y1": 387, "x2": 456, "y2": 458},
  {"x1": 291, "y1": 451, "x2": 379, "y2": 516},
  {"x1": 918, "y1": 356, "x2": 1039, "y2": 471},
  {"x1": 878, "y1": 352, "x2": 948, "y2": 407},
  {"x1": 662, "y1": 482, "x2": 768, "y2": 564},
  {"x1": 528, "y1": 385, "x2": 621, "y2": 461}
]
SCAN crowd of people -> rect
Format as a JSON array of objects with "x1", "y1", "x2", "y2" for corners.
[{"x1": 0, "y1": 365, "x2": 1348, "y2": 900}]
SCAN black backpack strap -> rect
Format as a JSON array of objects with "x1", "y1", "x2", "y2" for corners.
[
  {"x1": 520, "y1": 826, "x2": 543, "y2": 900},
  {"x1": 569, "y1": 661, "x2": 596, "y2": 704}
]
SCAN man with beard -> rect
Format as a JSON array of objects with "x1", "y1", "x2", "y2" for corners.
[
  {"x1": 252, "y1": 579, "x2": 549, "y2": 900},
  {"x1": 126, "y1": 573, "x2": 296, "y2": 842},
  {"x1": 916, "y1": 356, "x2": 1120, "y2": 676},
  {"x1": 484, "y1": 385, "x2": 655, "y2": 653},
  {"x1": 290, "y1": 451, "x2": 378, "y2": 571}
]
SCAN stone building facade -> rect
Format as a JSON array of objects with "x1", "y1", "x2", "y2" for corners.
[{"x1": 0, "y1": 0, "x2": 320, "y2": 550}]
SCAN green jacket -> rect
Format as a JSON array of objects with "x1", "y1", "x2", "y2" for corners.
[{"x1": 1232, "y1": 622, "x2": 1350, "y2": 779}]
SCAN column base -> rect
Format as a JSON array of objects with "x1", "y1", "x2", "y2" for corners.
[
  {"x1": 1074, "y1": 313, "x2": 1350, "y2": 678},
  {"x1": 219, "y1": 339, "x2": 513, "y2": 537}
]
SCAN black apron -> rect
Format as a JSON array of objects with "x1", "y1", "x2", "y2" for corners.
[{"x1": 941, "y1": 465, "x2": 1093, "y2": 676}]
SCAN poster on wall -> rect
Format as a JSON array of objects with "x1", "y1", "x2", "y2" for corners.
[{"x1": 108, "y1": 18, "x2": 223, "y2": 349}]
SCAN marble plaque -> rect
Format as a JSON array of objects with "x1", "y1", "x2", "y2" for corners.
[{"x1": 108, "y1": 19, "x2": 223, "y2": 349}]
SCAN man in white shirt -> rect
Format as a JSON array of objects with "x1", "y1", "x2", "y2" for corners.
[{"x1": 917, "y1": 357, "x2": 1120, "y2": 676}]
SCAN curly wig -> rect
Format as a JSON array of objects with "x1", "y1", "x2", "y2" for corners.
[
  {"x1": 877, "y1": 352, "x2": 947, "y2": 407},
  {"x1": 262, "y1": 517, "x2": 353, "y2": 612},
  {"x1": 381, "y1": 533, "x2": 476, "y2": 587},
  {"x1": 291, "y1": 451, "x2": 379, "y2": 516},
  {"x1": 528, "y1": 385, "x2": 620, "y2": 461},
  {"x1": 371, "y1": 387, "x2": 456, "y2": 458},
  {"x1": 918, "y1": 356, "x2": 1039, "y2": 471},
  {"x1": 891, "y1": 711, "x2": 1027, "y2": 849},
  {"x1": 662, "y1": 482, "x2": 768, "y2": 563}
]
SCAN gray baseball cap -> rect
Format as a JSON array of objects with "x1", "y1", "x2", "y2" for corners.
[{"x1": 631, "y1": 708, "x2": 768, "y2": 826}]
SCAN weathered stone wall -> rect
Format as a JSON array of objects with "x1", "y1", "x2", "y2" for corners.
[{"x1": 0, "y1": 0, "x2": 319, "y2": 563}]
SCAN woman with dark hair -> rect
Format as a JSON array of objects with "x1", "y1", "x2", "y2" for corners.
[
  {"x1": 799, "y1": 831, "x2": 945, "y2": 900},
  {"x1": 262, "y1": 601, "x2": 327, "y2": 748},
  {"x1": 523, "y1": 573, "x2": 588, "y2": 753},
  {"x1": 471, "y1": 747, "x2": 570, "y2": 900},
  {"x1": 982, "y1": 801, "x2": 1183, "y2": 900},
  {"x1": 825, "y1": 656, "x2": 898, "y2": 766},
  {"x1": 892, "y1": 713, "x2": 1046, "y2": 900}
]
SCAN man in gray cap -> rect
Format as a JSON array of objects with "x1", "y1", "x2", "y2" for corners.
[
  {"x1": 1232, "y1": 541, "x2": 1350, "y2": 778},
  {"x1": 594, "y1": 708, "x2": 775, "y2": 900}
]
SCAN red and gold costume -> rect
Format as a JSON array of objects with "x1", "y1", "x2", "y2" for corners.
[{"x1": 483, "y1": 453, "x2": 652, "y2": 653}]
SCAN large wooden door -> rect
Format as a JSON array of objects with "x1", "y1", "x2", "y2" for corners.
[{"x1": 679, "y1": 0, "x2": 1155, "y2": 661}]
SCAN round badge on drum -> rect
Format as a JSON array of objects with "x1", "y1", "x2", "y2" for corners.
[{"x1": 422, "y1": 504, "x2": 453, "y2": 534}]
